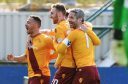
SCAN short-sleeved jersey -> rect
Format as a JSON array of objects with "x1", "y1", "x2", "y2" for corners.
[
  {"x1": 26, "y1": 33, "x2": 55, "y2": 78},
  {"x1": 58, "y1": 29, "x2": 100, "y2": 68},
  {"x1": 54, "y1": 20, "x2": 76, "y2": 68}
]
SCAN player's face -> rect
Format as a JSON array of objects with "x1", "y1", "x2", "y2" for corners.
[
  {"x1": 50, "y1": 8, "x2": 58, "y2": 24},
  {"x1": 68, "y1": 12, "x2": 77, "y2": 29},
  {"x1": 25, "y1": 17, "x2": 36, "y2": 35}
]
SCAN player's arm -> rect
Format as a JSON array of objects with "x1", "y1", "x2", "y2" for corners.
[
  {"x1": 80, "y1": 24, "x2": 101, "y2": 45},
  {"x1": 54, "y1": 39, "x2": 70, "y2": 68},
  {"x1": 53, "y1": 25, "x2": 67, "y2": 68},
  {"x1": 57, "y1": 38, "x2": 71, "y2": 53},
  {"x1": 54, "y1": 24, "x2": 70, "y2": 53},
  {"x1": 55, "y1": 29, "x2": 74, "y2": 54},
  {"x1": 7, "y1": 53, "x2": 27, "y2": 63},
  {"x1": 54, "y1": 31, "x2": 74, "y2": 68},
  {"x1": 86, "y1": 29, "x2": 101, "y2": 45},
  {"x1": 54, "y1": 24, "x2": 70, "y2": 68}
]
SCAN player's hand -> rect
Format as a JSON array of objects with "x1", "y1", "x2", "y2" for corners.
[
  {"x1": 7, "y1": 54, "x2": 14, "y2": 61},
  {"x1": 54, "y1": 63, "x2": 60, "y2": 69},
  {"x1": 79, "y1": 24, "x2": 88, "y2": 32}
]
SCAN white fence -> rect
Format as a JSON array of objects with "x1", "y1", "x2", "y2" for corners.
[{"x1": 0, "y1": 11, "x2": 112, "y2": 61}]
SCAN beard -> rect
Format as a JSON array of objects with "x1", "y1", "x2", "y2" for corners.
[
  {"x1": 26, "y1": 27, "x2": 30, "y2": 34},
  {"x1": 69, "y1": 21, "x2": 77, "y2": 29},
  {"x1": 53, "y1": 18, "x2": 58, "y2": 24},
  {"x1": 52, "y1": 14, "x2": 58, "y2": 24},
  {"x1": 26, "y1": 26, "x2": 32, "y2": 35},
  {"x1": 27, "y1": 30, "x2": 30, "y2": 34}
]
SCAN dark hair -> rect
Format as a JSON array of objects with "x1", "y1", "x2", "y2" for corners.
[
  {"x1": 70, "y1": 8, "x2": 85, "y2": 22},
  {"x1": 52, "y1": 3, "x2": 66, "y2": 15},
  {"x1": 30, "y1": 15, "x2": 41, "y2": 27},
  {"x1": 65, "y1": 9, "x2": 70, "y2": 17}
]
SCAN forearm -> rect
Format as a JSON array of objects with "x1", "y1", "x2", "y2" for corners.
[
  {"x1": 14, "y1": 54, "x2": 27, "y2": 63},
  {"x1": 54, "y1": 54, "x2": 64, "y2": 67},
  {"x1": 53, "y1": 41, "x2": 67, "y2": 67}
]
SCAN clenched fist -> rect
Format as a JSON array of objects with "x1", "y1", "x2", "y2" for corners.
[{"x1": 7, "y1": 54, "x2": 14, "y2": 61}]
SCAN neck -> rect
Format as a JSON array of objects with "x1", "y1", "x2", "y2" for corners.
[
  {"x1": 58, "y1": 16, "x2": 65, "y2": 23},
  {"x1": 30, "y1": 30, "x2": 40, "y2": 38}
]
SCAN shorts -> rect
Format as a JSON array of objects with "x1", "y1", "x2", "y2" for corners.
[
  {"x1": 51, "y1": 67, "x2": 76, "y2": 84},
  {"x1": 28, "y1": 75, "x2": 50, "y2": 84},
  {"x1": 72, "y1": 66, "x2": 100, "y2": 84}
]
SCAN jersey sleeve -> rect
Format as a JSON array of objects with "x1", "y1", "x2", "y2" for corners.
[
  {"x1": 54, "y1": 31, "x2": 75, "y2": 67},
  {"x1": 86, "y1": 29, "x2": 101, "y2": 45},
  {"x1": 84, "y1": 22, "x2": 101, "y2": 45},
  {"x1": 57, "y1": 31, "x2": 75, "y2": 54},
  {"x1": 54, "y1": 54, "x2": 64, "y2": 67}
]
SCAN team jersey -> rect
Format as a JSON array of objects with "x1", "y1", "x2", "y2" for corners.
[
  {"x1": 54, "y1": 20, "x2": 76, "y2": 68},
  {"x1": 26, "y1": 33, "x2": 55, "y2": 78},
  {"x1": 58, "y1": 29, "x2": 101, "y2": 68}
]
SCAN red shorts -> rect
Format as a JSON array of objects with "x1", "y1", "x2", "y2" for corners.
[
  {"x1": 28, "y1": 75, "x2": 50, "y2": 84},
  {"x1": 51, "y1": 67, "x2": 76, "y2": 84},
  {"x1": 72, "y1": 66, "x2": 100, "y2": 84}
]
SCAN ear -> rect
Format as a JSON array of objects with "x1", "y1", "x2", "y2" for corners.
[
  {"x1": 78, "y1": 18, "x2": 82, "y2": 23},
  {"x1": 80, "y1": 18, "x2": 83, "y2": 22}
]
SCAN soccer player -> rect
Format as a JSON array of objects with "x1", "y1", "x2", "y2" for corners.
[
  {"x1": 7, "y1": 15, "x2": 56, "y2": 84},
  {"x1": 50, "y1": 3, "x2": 76, "y2": 84},
  {"x1": 66, "y1": 8, "x2": 100, "y2": 45},
  {"x1": 57, "y1": 8, "x2": 101, "y2": 84}
]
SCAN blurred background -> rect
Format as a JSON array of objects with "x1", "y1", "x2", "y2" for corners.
[{"x1": 0, "y1": 0, "x2": 128, "y2": 84}]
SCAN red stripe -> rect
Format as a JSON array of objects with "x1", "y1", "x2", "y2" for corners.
[{"x1": 28, "y1": 40, "x2": 42, "y2": 75}]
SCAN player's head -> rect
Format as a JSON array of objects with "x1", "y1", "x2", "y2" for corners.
[
  {"x1": 50, "y1": 3, "x2": 66, "y2": 24},
  {"x1": 67, "y1": 8, "x2": 85, "y2": 29},
  {"x1": 25, "y1": 15, "x2": 41, "y2": 34}
]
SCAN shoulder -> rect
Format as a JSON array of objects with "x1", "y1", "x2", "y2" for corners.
[
  {"x1": 57, "y1": 20, "x2": 70, "y2": 30},
  {"x1": 41, "y1": 33, "x2": 51, "y2": 39},
  {"x1": 68, "y1": 29, "x2": 79, "y2": 37},
  {"x1": 38, "y1": 33, "x2": 51, "y2": 40},
  {"x1": 71, "y1": 29, "x2": 85, "y2": 36}
]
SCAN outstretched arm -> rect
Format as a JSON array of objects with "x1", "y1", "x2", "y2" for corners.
[{"x1": 7, "y1": 54, "x2": 27, "y2": 63}]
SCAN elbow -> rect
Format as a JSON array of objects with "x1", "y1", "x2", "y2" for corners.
[{"x1": 93, "y1": 40, "x2": 101, "y2": 46}]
